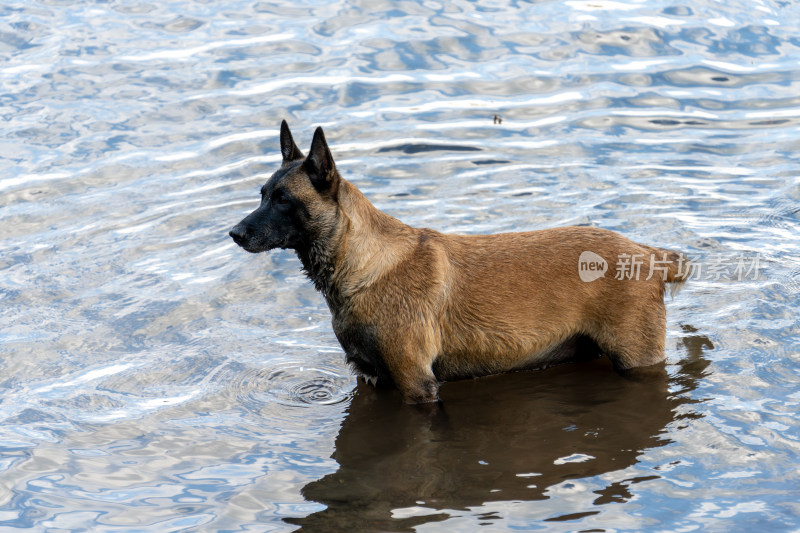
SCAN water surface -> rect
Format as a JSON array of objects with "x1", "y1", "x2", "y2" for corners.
[{"x1": 1, "y1": 0, "x2": 799, "y2": 531}]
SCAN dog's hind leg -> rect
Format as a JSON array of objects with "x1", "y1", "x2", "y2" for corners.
[
  {"x1": 595, "y1": 303, "x2": 667, "y2": 370},
  {"x1": 587, "y1": 281, "x2": 667, "y2": 370}
]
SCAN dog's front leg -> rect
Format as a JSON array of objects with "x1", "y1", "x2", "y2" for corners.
[
  {"x1": 396, "y1": 369, "x2": 440, "y2": 404},
  {"x1": 385, "y1": 348, "x2": 440, "y2": 404}
]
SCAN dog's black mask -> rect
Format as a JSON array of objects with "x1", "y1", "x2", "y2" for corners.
[
  {"x1": 229, "y1": 120, "x2": 339, "y2": 254},
  {"x1": 229, "y1": 160, "x2": 306, "y2": 253}
]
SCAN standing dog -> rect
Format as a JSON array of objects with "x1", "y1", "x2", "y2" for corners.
[{"x1": 230, "y1": 121, "x2": 688, "y2": 403}]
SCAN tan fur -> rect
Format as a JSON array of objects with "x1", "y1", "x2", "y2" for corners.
[
  {"x1": 318, "y1": 180, "x2": 687, "y2": 403},
  {"x1": 230, "y1": 123, "x2": 689, "y2": 404}
]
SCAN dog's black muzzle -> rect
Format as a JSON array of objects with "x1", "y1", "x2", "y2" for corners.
[
  {"x1": 229, "y1": 221, "x2": 290, "y2": 253},
  {"x1": 229, "y1": 223, "x2": 250, "y2": 247},
  {"x1": 229, "y1": 222, "x2": 267, "y2": 253}
]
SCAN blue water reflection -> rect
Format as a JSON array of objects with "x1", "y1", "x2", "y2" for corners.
[{"x1": 1, "y1": 0, "x2": 799, "y2": 531}]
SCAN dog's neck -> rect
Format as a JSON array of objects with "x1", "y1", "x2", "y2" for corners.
[
  {"x1": 296, "y1": 179, "x2": 416, "y2": 306},
  {"x1": 295, "y1": 221, "x2": 338, "y2": 298}
]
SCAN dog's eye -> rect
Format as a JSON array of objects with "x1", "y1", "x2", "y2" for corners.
[{"x1": 272, "y1": 190, "x2": 290, "y2": 206}]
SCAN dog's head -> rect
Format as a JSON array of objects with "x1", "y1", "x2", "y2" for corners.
[{"x1": 229, "y1": 121, "x2": 341, "y2": 254}]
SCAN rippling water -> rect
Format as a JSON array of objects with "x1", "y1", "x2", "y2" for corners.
[{"x1": 1, "y1": 0, "x2": 799, "y2": 531}]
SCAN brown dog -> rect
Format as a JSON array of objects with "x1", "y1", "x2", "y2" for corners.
[{"x1": 230, "y1": 121, "x2": 688, "y2": 403}]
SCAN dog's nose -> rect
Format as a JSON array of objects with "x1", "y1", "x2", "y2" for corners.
[{"x1": 229, "y1": 224, "x2": 248, "y2": 246}]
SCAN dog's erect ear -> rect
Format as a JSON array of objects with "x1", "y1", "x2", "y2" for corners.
[
  {"x1": 280, "y1": 120, "x2": 304, "y2": 162},
  {"x1": 303, "y1": 126, "x2": 339, "y2": 196}
]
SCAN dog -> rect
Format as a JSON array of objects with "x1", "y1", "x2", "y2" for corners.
[{"x1": 230, "y1": 121, "x2": 689, "y2": 403}]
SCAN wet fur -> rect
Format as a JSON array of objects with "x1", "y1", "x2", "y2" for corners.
[{"x1": 230, "y1": 122, "x2": 689, "y2": 404}]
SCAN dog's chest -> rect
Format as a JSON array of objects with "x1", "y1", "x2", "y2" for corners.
[{"x1": 330, "y1": 313, "x2": 392, "y2": 383}]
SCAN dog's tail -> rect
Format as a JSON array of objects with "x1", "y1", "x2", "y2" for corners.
[{"x1": 646, "y1": 246, "x2": 691, "y2": 283}]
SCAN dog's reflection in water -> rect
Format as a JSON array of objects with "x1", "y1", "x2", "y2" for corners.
[{"x1": 287, "y1": 330, "x2": 711, "y2": 532}]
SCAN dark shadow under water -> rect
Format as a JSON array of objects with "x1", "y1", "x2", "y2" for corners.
[{"x1": 287, "y1": 329, "x2": 712, "y2": 532}]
